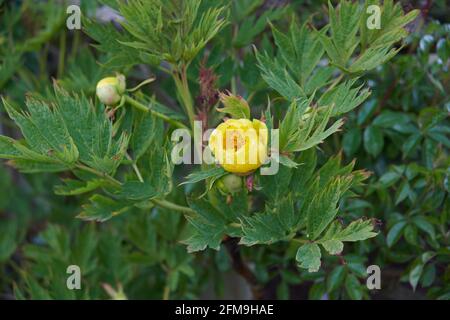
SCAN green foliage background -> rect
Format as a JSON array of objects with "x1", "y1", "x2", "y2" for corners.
[{"x1": 0, "y1": 0, "x2": 448, "y2": 300}]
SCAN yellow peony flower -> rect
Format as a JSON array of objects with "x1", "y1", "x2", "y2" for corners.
[
  {"x1": 96, "y1": 74, "x2": 126, "y2": 106},
  {"x1": 209, "y1": 118, "x2": 268, "y2": 174}
]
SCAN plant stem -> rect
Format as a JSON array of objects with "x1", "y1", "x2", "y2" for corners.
[
  {"x1": 75, "y1": 164, "x2": 122, "y2": 186},
  {"x1": 126, "y1": 153, "x2": 144, "y2": 183},
  {"x1": 124, "y1": 95, "x2": 189, "y2": 130},
  {"x1": 291, "y1": 238, "x2": 309, "y2": 244},
  {"x1": 162, "y1": 283, "x2": 170, "y2": 300},
  {"x1": 69, "y1": 30, "x2": 80, "y2": 60},
  {"x1": 173, "y1": 66, "x2": 196, "y2": 129},
  {"x1": 152, "y1": 199, "x2": 195, "y2": 215}
]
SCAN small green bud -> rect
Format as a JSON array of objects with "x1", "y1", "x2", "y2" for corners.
[{"x1": 217, "y1": 174, "x2": 243, "y2": 194}]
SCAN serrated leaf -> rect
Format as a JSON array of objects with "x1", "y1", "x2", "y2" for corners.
[
  {"x1": 306, "y1": 178, "x2": 341, "y2": 240},
  {"x1": 78, "y1": 195, "x2": 130, "y2": 222},
  {"x1": 281, "y1": 100, "x2": 344, "y2": 153},
  {"x1": 2, "y1": 97, "x2": 79, "y2": 167},
  {"x1": 117, "y1": 181, "x2": 159, "y2": 201},
  {"x1": 183, "y1": 198, "x2": 228, "y2": 252},
  {"x1": 216, "y1": 92, "x2": 250, "y2": 119},
  {"x1": 54, "y1": 179, "x2": 107, "y2": 196},
  {"x1": 325, "y1": 0, "x2": 362, "y2": 66},
  {"x1": 234, "y1": 6, "x2": 284, "y2": 48},
  {"x1": 318, "y1": 80, "x2": 371, "y2": 116},
  {"x1": 240, "y1": 196, "x2": 297, "y2": 246},
  {"x1": 318, "y1": 219, "x2": 378, "y2": 255},
  {"x1": 260, "y1": 164, "x2": 292, "y2": 202},
  {"x1": 272, "y1": 21, "x2": 324, "y2": 86},
  {"x1": 256, "y1": 51, "x2": 306, "y2": 101},
  {"x1": 54, "y1": 86, "x2": 129, "y2": 174},
  {"x1": 131, "y1": 111, "x2": 163, "y2": 160},
  {"x1": 290, "y1": 148, "x2": 317, "y2": 197},
  {"x1": 296, "y1": 243, "x2": 321, "y2": 273}
]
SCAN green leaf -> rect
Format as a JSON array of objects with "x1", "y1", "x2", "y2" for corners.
[
  {"x1": 255, "y1": 51, "x2": 305, "y2": 101},
  {"x1": 378, "y1": 170, "x2": 401, "y2": 188},
  {"x1": 306, "y1": 178, "x2": 341, "y2": 240},
  {"x1": 117, "y1": 181, "x2": 159, "y2": 201},
  {"x1": 179, "y1": 167, "x2": 227, "y2": 187},
  {"x1": 131, "y1": 111, "x2": 163, "y2": 160},
  {"x1": 279, "y1": 154, "x2": 300, "y2": 168},
  {"x1": 0, "y1": 219, "x2": 18, "y2": 262},
  {"x1": 103, "y1": 0, "x2": 227, "y2": 65},
  {"x1": 386, "y1": 220, "x2": 407, "y2": 247},
  {"x1": 404, "y1": 225, "x2": 418, "y2": 246},
  {"x1": 324, "y1": 0, "x2": 362, "y2": 67},
  {"x1": 296, "y1": 243, "x2": 321, "y2": 273},
  {"x1": 272, "y1": 21, "x2": 324, "y2": 86},
  {"x1": 349, "y1": 46, "x2": 400, "y2": 73},
  {"x1": 318, "y1": 80, "x2": 371, "y2": 116},
  {"x1": 216, "y1": 92, "x2": 250, "y2": 119},
  {"x1": 83, "y1": 18, "x2": 143, "y2": 69},
  {"x1": 183, "y1": 198, "x2": 228, "y2": 252},
  {"x1": 321, "y1": 240, "x2": 343, "y2": 255},
  {"x1": 2, "y1": 97, "x2": 79, "y2": 168},
  {"x1": 409, "y1": 261, "x2": 424, "y2": 291},
  {"x1": 357, "y1": 100, "x2": 377, "y2": 125},
  {"x1": 360, "y1": 0, "x2": 419, "y2": 52},
  {"x1": 54, "y1": 179, "x2": 107, "y2": 196},
  {"x1": 345, "y1": 274, "x2": 363, "y2": 300},
  {"x1": 78, "y1": 195, "x2": 130, "y2": 222},
  {"x1": 327, "y1": 265, "x2": 347, "y2": 292},
  {"x1": 318, "y1": 219, "x2": 378, "y2": 255},
  {"x1": 290, "y1": 148, "x2": 317, "y2": 196},
  {"x1": 54, "y1": 86, "x2": 129, "y2": 174},
  {"x1": 300, "y1": 155, "x2": 369, "y2": 241},
  {"x1": 372, "y1": 111, "x2": 411, "y2": 128},
  {"x1": 304, "y1": 67, "x2": 334, "y2": 95},
  {"x1": 342, "y1": 127, "x2": 362, "y2": 157},
  {"x1": 412, "y1": 216, "x2": 436, "y2": 240},
  {"x1": 120, "y1": 144, "x2": 173, "y2": 201},
  {"x1": 234, "y1": 6, "x2": 284, "y2": 48},
  {"x1": 240, "y1": 196, "x2": 297, "y2": 246},
  {"x1": 281, "y1": 101, "x2": 344, "y2": 153},
  {"x1": 363, "y1": 125, "x2": 384, "y2": 157},
  {"x1": 421, "y1": 264, "x2": 436, "y2": 288},
  {"x1": 260, "y1": 164, "x2": 292, "y2": 202},
  {"x1": 395, "y1": 180, "x2": 411, "y2": 205}
]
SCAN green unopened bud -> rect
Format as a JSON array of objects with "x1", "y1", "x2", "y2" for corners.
[
  {"x1": 96, "y1": 74, "x2": 126, "y2": 106},
  {"x1": 217, "y1": 174, "x2": 243, "y2": 194}
]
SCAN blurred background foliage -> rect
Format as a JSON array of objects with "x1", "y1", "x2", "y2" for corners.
[{"x1": 0, "y1": 0, "x2": 448, "y2": 299}]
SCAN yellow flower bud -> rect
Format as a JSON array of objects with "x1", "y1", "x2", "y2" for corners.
[
  {"x1": 96, "y1": 74, "x2": 126, "y2": 106},
  {"x1": 209, "y1": 118, "x2": 268, "y2": 174}
]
